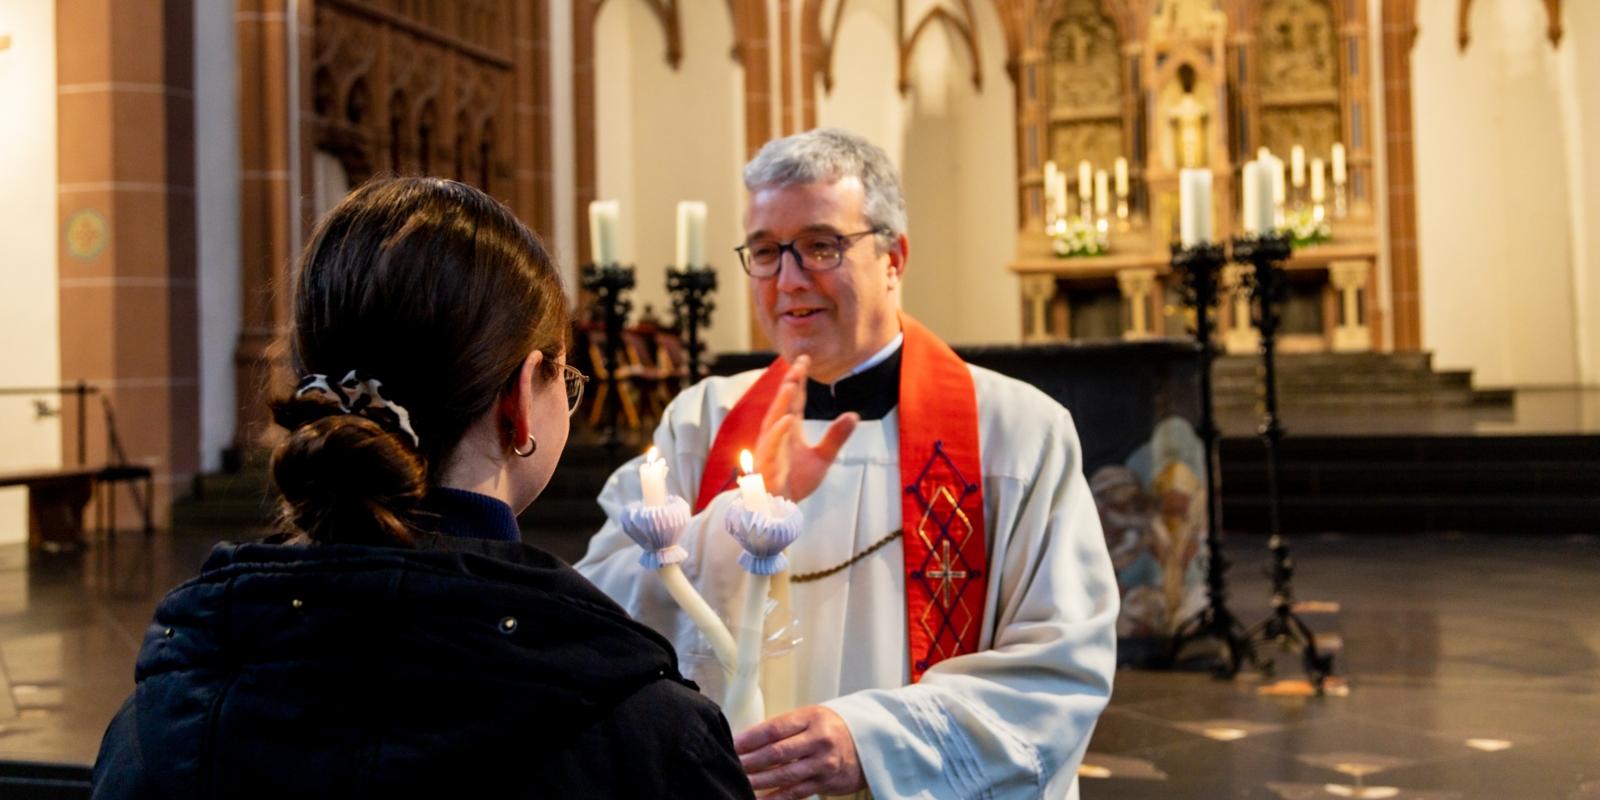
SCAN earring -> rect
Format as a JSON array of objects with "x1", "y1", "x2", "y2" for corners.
[{"x1": 513, "y1": 434, "x2": 537, "y2": 458}]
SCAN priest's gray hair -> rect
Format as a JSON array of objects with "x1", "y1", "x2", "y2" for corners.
[{"x1": 743, "y1": 128, "x2": 907, "y2": 248}]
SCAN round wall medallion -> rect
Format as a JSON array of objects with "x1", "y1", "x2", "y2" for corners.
[{"x1": 64, "y1": 208, "x2": 110, "y2": 262}]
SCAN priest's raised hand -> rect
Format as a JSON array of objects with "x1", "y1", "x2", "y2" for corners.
[
  {"x1": 734, "y1": 705, "x2": 866, "y2": 800},
  {"x1": 753, "y1": 355, "x2": 859, "y2": 502}
]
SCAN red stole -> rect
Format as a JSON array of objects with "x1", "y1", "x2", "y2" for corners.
[{"x1": 692, "y1": 314, "x2": 988, "y2": 682}]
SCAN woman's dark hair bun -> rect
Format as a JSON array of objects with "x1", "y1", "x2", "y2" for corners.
[{"x1": 270, "y1": 400, "x2": 427, "y2": 546}]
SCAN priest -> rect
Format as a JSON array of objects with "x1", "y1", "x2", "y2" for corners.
[{"x1": 576, "y1": 128, "x2": 1118, "y2": 799}]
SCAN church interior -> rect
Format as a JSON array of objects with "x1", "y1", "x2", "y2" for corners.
[{"x1": 0, "y1": 0, "x2": 1597, "y2": 796}]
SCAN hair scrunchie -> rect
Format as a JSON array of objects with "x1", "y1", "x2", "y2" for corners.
[{"x1": 293, "y1": 370, "x2": 420, "y2": 448}]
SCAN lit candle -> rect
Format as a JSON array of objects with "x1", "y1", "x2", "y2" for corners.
[
  {"x1": 675, "y1": 201, "x2": 707, "y2": 268},
  {"x1": 589, "y1": 199, "x2": 619, "y2": 265},
  {"x1": 737, "y1": 449, "x2": 770, "y2": 516},
  {"x1": 1078, "y1": 160, "x2": 1093, "y2": 201},
  {"x1": 1052, "y1": 172, "x2": 1068, "y2": 221},
  {"x1": 1114, "y1": 157, "x2": 1129, "y2": 197},
  {"x1": 639, "y1": 446, "x2": 669, "y2": 507},
  {"x1": 1257, "y1": 146, "x2": 1273, "y2": 163},
  {"x1": 1094, "y1": 170, "x2": 1110, "y2": 216},
  {"x1": 1290, "y1": 145, "x2": 1307, "y2": 188},
  {"x1": 1310, "y1": 158, "x2": 1326, "y2": 203},
  {"x1": 1179, "y1": 168, "x2": 1212, "y2": 248},
  {"x1": 1331, "y1": 142, "x2": 1347, "y2": 185}
]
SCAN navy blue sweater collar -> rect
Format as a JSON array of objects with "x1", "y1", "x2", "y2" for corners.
[{"x1": 420, "y1": 487, "x2": 522, "y2": 542}]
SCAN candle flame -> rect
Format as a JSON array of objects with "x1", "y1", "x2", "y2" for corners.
[
  {"x1": 739, "y1": 449, "x2": 754, "y2": 475},
  {"x1": 646, "y1": 445, "x2": 660, "y2": 464}
]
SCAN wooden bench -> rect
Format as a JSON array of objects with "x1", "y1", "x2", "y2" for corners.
[{"x1": 0, "y1": 464, "x2": 153, "y2": 552}]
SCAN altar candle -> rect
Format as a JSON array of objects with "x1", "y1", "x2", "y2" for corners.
[
  {"x1": 675, "y1": 201, "x2": 707, "y2": 268},
  {"x1": 737, "y1": 449, "x2": 770, "y2": 516},
  {"x1": 1094, "y1": 170, "x2": 1110, "y2": 216},
  {"x1": 1290, "y1": 145, "x2": 1307, "y2": 188},
  {"x1": 1179, "y1": 168, "x2": 1212, "y2": 248},
  {"x1": 1078, "y1": 160, "x2": 1093, "y2": 200},
  {"x1": 1114, "y1": 157, "x2": 1129, "y2": 197},
  {"x1": 1270, "y1": 157, "x2": 1287, "y2": 211},
  {"x1": 639, "y1": 446, "x2": 669, "y2": 507},
  {"x1": 1331, "y1": 142, "x2": 1347, "y2": 185},
  {"x1": 1242, "y1": 160, "x2": 1276, "y2": 234},
  {"x1": 1043, "y1": 160, "x2": 1059, "y2": 206},
  {"x1": 1052, "y1": 172, "x2": 1068, "y2": 220},
  {"x1": 1257, "y1": 146, "x2": 1273, "y2": 162},
  {"x1": 1310, "y1": 158, "x2": 1327, "y2": 203},
  {"x1": 589, "y1": 200, "x2": 619, "y2": 265}
]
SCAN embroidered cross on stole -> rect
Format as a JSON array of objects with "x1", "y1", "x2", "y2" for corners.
[{"x1": 693, "y1": 314, "x2": 989, "y2": 682}]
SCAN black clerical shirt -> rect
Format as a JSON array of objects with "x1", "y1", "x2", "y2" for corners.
[{"x1": 804, "y1": 343, "x2": 903, "y2": 422}]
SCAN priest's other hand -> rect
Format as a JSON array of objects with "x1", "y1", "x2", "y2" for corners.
[
  {"x1": 735, "y1": 705, "x2": 866, "y2": 800},
  {"x1": 755, "y1": 355, "x2": 859, "y2": 503}
]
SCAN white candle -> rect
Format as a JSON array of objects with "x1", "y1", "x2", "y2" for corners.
[
  {"x1": 1310, "y1": 158, "x2": 1326, "y2": 203},
  {"x1": 1290, "y1": 145, "x2": 1307, "y2": 188},
  {"x1": 1114, "y1": 157, "x2": 1129, "y2": 197},
  {"x1": 1257, "y1": 146, "x2": 1272, "y2": 162},
  {"x1": 589, "y1": 199, "x2": 619, "y2": 265},
  {"x1": 675, "y1": 201, "x2": 707, "y2": 268},
  {"x1": 1052, "y1": 172, "x2": 1068, "y2": 220},
  {"x1": 1242, "y1": 160, "x2": 1275, "y2": 235},
  {"x1": 1179, "y1": 168, "x2": 1212, "y2": 248},
  {"x1": 1094, "y1": 170, "x2": 1110, "y2": 216},
  {"x1": 737, "y1": 449, "x2": 770, "y2": 516},
  {"x1": 639, "y1": 446, "x2": 669, "y2": 507},
  {"x1": 1078, "y1": 160, "x2": 1093, "y2": 200},
  {"x1": 1270, "y1": 157, "x2": 1287, "y2": 212},
  {"x1": 1331, "y1": 142, "x2": 1347, "y2": 185},
  {"x1": 1043, "y1": 160, "x2": 1059, "y2": 207},
  {"x1": 659, "y1": 563, "x2": 738, "y2": 671}
]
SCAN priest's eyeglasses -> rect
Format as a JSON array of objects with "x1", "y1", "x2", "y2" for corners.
[
  {"x1": 735, "y1": 229, "x2": 886, "y2": 278},
  {"x1": 559, "y1": 363, "x2": 588, "y2": 416}
]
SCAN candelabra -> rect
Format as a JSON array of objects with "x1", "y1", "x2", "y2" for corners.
[
  {"x1": 1167, "y1": 242, "x2": 1258, "y2": 678},
  {"x1": 1232, "y1": 232, "x2": 1335, "y2": 693},
  {"x1": 582, "y1": 263, "x2": 636, "y2": 457},
  {"x1": 666, "y1": 265, "x2": 717, "y2": 383}
]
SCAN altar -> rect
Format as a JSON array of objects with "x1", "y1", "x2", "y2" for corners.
[{"x1": 1008, "y1": 0, "x2": 1382, "y2": 354}]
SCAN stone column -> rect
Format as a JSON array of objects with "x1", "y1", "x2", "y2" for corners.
[
  {"x1": 1019, "y1": 275, "x2": 1057, "y2": 342},
  {"x1": 1221, "y1": 264, "x2": 1260, "y2": 354},
  {"x1": 1116, "y1": 268, "x2": 1158, "y2": 340},
  {"x1": 1329, "y1": 259, "x2": 1373, "y2": 352},
  {"x1": 57, "y1": 0, "x2": 199, "y2": 526}
]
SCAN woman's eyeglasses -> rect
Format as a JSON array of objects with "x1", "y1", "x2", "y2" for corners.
[{"x1": 560, "y1": 364, "x2": 589, "y2": 416}]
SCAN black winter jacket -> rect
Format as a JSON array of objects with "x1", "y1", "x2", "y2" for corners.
[{"x1": 91, "y1": 535, "x2": 754, "y2": 799}]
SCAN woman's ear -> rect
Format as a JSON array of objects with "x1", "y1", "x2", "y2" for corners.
[{"x1": 499, "y1": 350, "x2": 545, "y2": 448}]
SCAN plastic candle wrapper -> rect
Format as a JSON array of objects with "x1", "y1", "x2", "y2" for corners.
[
  {"x1": 619, "y1": 496, "x2": 692, "y2": 569},
  {"x1": 725, "y1": 495, "x2": 802, "y2": 576}
]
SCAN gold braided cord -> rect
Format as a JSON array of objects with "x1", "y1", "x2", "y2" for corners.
[{"x1": 791, "y1": 530, "x2": 904, "y2": 583}]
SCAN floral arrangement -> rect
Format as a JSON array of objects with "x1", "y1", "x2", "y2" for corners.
[
  {"x1": 1283, "y1": 207, "x2": 1332, "y2": 248},
  {"x1": 1050, "y1": 217, "x2": 1110, "y2": 258}
]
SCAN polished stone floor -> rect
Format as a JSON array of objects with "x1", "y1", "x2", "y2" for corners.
[{"x1": 1, "y1": 527, "x2": 1596, "y2": 799}]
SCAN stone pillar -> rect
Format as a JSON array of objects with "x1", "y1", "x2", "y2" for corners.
[
  {"x1": 1329, "y1": 259, "x2": 1373, "y2": 352},
  {"x1": 233, "y1": 0, "x2": 315, "y2": 455},
  {"x1": 1019, "y1": 275, "x2": 1057, "y2": 342},
  {"x1": 1116, "y1": 268, "x2": 1158, "y2": 340},
  {"x1": 1221, "y1": 264, "x2": 1260, "y2": 354},
  {"x1": 57, "y1": 0, "x2": 199, "y2": 527}
]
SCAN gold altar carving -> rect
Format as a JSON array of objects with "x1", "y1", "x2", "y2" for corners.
[
  {"x1": 1258, "y1": 0, "x2": 1337, "y2": 99},
  {"x1": 1049, "y1": 2, "x2": 1121, "y2": 112},
  {"x1": 1007, "y1": 0, "x2": 1381, "y2": 353}
]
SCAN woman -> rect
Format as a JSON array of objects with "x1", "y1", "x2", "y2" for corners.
[{"x1": 92, "y1": 177, "x2": 753, "y2": 799}]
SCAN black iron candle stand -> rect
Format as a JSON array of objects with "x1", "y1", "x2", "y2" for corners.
[
  {"x1": 666, "y1": 265, "x2": 718, "y2": 382},
  {"x1": 582, "y1": 263, "x2": 636, "y2": 458}
]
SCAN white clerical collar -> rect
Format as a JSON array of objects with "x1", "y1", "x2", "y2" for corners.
[{"x1": 843, "y1": 332, "x2": 904, "y2": 380}]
